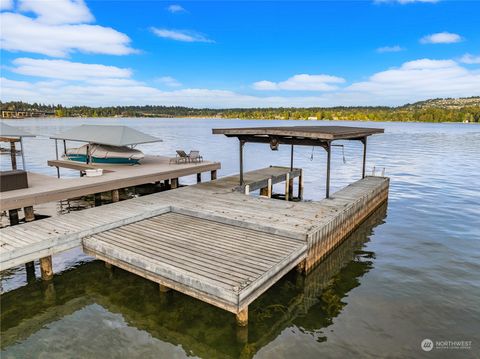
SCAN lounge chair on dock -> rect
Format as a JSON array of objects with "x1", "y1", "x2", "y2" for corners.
[
  {"x1": 170, "y1": 150, "x2": 190, "y2": 164},
  {"x1": 188, "y1": 150, "x2": 203, "y2": 163}
]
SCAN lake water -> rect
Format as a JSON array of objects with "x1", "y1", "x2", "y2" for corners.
[{"x1": 1, "y1": 118, "x2": 479, "y2": 358}]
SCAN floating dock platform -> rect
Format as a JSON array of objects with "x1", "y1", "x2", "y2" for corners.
[
  {"x1": 0, "y1": 166, "x2": 388, "y2": 325},
  {"x1": 0, "y1": 125, "x2": 389, "y2": 326}
]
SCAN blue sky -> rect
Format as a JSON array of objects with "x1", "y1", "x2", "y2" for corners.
[{"x1": 1, "y1": 0, "x2": 479, "y2": 107}]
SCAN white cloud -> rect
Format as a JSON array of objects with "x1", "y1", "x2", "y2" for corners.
[
  {"x1": 18, "y1": 0, "x2": 94, "y2": 25},
  {"x1": 156, "y1": 76, "x2": 182, "y2": 87},
  {"x1": 420, "y1": 32, "x2": 463, "y2": 44},
  {"x1": 459, "y1": 53, "x2": 480, "y2": 64},
  {"x1": 11, "y1": 58, "x2": 132, "y2": 80},
  {"x1": 346, "y1": 58, "x2": 480, "y2": 102},
  {"x1": 167, "y1": 4, "x2": 186, "y2": 13},
  {"x1": 0, "y1": 12, "x2": 136, "y2": 57},
  {"x1": 253, "y1": 74, "x2": 346, "y2": 91},
  {"x1": 376, "y1": 45, "x2": 405, "y2": 53},
  {"x1": 151, "y1": 28, "x2": 214, "y2": 43},
  {"x1": 2, "y1": 58, "x2": 479, "y2": 108},
  {"x1": 0, "y1": 0, "x2": 14, "y2": 10}
]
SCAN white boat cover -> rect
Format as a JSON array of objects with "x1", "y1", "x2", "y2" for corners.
[{"x1": 66, "y1": 144, "x2": 144, "y2": 160}]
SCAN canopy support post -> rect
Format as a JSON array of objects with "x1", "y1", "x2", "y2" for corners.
[
  {"x1": 20, "y1": 137, "x2": 26, "y2": 170},
  {"x1": 63, "y1": 140, "x2": 67, "y2": 156},
  {"x1": 55, "y1": 139, "x2": 60, "y2": 178},
  {"x1": 10, "y1": 141, "x2": 17, "y2": 170},
  {"x1": 326, "y1": 141, "x2": 331, "y2": 199},
  {"x1": 239, "y1": 139, "x2": 245, "y2": 185},
  {"x1": 361, "y1": 136, "x2": 367, "y2": 179},
  {"x1": 290, "y1": 144, "x2": 294, "y2": 171}
]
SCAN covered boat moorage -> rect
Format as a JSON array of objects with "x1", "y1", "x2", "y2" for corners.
[
  {"x1": 49, "y1": 124, "x2": 162, "y2": 176},
  {"x1": 212, "y1": 125, "x2": 384, "y2": 198}
]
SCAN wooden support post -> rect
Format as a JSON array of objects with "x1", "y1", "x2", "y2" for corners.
[
  {"x1": 19, "y1": 137, "x2": 26, "y2": 170},
  {"x1": 244, "y1": 184, "x2": 250, "y2": 195},
  {"x1": 111, "y1": 189, "x2": 120, "y2": 203},
  {"x1": 362, "y1": 136, "x2": 367, "y2": 179},
  {"x1": 296, "y1": 259, "x2": 306, "y2": 274},
  {"x1": 288, "y1": 178, "x2": 294, "y2": 199},
  {"x1": 285, "y1": 173, "x2": 290, "y2": 201},
  {"x1": 267, "y1": 178, "x2": 272, "y2": 198},
  {"x1": 197, "y1": 173, "x2": 202, "y2": 183},
  {"x1": 94, "y1": 193, "x2": 102, "y2": 206},
  {"x1": 290, "y1": 144, "x2": 294, "y2": 171},
  {"x1": 10, "y1": 141, "x2": 17, "y2": 170},
  {"x1": 171, "y1": 178, "x2": 178, "y2": 189},
  {"x1": 159, "y1": 284, "x2": 171, "y2": 293},
  {"x1": 24, "y1": 206, "x2": 35, "y2": 222},
  {"x1": 298, "y1": 169, "x2": 304, "y2": 200},
  {"x1": 40, "y1": 256, "x2": 53, "y2": 281},
  {"x1": 8, "y1": 209, "x2": 19, "y2": 226},
  {"x1": 164, "y1": 179, "x2": 170, "y2": 189},
  {"x1": 236, "y1": 307, "x2": 248, "y2": 326},
  {"x1": 326, "y1": 142, "x2": 331, "y2": 199},
  {"x1": 239, "y1": 139, "x2": 245, "y2": 185},
  {"x1": 211, "y1": 169, "x2": 217, "y2": 180},
  {"x1": 26, "y1": 261, "x2": 36, "y2": 283},
  {"x1": 55, "y1": 139, "x2": 60, "y2": 178}
]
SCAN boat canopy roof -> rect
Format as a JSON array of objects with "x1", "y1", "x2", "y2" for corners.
[
  {"x1": 0, "y1": 122, "x2": 36, "y2": 138},
  {"x1": 213, "y1": 125, "x2": 384, "y2": 143},
  {"x1": 50, "y1": 125, "x2": 162, "y2": 146}
]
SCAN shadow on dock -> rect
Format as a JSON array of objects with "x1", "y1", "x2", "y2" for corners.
[{"x1": 0, "y1": 203, "x2": 387, "y2": 358}]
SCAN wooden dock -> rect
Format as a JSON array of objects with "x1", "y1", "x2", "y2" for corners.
[
  {"x1": 0, "y1": 163, "x2": 388, "y2": 325},
  {"x1": 0, "y1": 155, "x2": 220, "y2": 211}
]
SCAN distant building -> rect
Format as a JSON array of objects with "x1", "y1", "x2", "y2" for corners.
[
  {"x1": 308, "y1": 116, "x2": 318, "y2": 120},
  {"x1": 1, "y1": 110, "x2": 54, "y2": 118}
]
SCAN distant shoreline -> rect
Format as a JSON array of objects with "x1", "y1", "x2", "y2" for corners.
[{"x1": 2, "y1": 116, "x2": 479, "y2": 124}]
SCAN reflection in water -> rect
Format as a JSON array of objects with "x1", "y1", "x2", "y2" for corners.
[{"x1": 0, "y1": 204, "x2": 387, "y2": 359}]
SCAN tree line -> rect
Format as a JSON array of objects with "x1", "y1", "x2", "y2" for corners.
[{"x1": 1, "y1": 99, "x2": 479, "y2": 122}]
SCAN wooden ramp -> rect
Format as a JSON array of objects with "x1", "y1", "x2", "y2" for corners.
[{"x1": 84, "y1": 212, "x2": 306, "y2": 314}]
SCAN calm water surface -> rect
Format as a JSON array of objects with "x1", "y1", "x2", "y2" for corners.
[{"x1": 1, "y1": 118, "x2": 479, "y2": 358}]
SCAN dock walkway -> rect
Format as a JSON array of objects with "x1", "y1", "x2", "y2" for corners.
[
  {"x1": 0, "y1": 155, "x2": 220, "y2": 211},
  {"x1": 0, "y1": 166, "x2": 388, "y2": 324}
]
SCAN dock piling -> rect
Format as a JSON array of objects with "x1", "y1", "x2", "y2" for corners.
[
  {"x1": 236, "y1": 308, "x2": 248, "y2": 326},
  {"x1": 111, "y1": 189, "x2": 120, "y2": 203},
  {"x1": 24, "y1": 206, "x2": 35, "y2": 222},
  {"x1": 8, "y1": 209, "x2": 19, "y2": 226},
  {"x1": 94, "y1": 193, "x2": 102, "y2": 206},
  {"x1": 39, "y1": 256, "x2": 53, "y2": 281},
  {"x1": 298, "y1": 169, "x2": 304, "y2": 200},
  {"x1": 285, "y1": 173, "x2": 290, "y2": 201},
  {"x1": 10, "y1": 141, "x2": 17, "y2": 169},
  {"x1": 211, "y1": 170, "x2": 217, "y2": 180},
  {"x1": 171, "y1": 178, "x2": 179, "y2": 189}
]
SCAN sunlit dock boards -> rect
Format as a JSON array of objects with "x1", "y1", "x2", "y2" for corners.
[
  {"x1": 0, "y1": 155, "x2": 220, "y2": 211},
  {"x1": 0, "y1": 166, "x2": 302, "y2": 271},
  {"x1": 84, "y1": 212, "x2": 306, "y2": 315},
  {"x1": 0, "y1": 165, "x2": 389, "y2": 325}
]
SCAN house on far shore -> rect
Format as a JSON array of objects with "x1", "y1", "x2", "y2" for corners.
[
  {"x1": 1, "y1": 110, "x2": 55, "y2": 119},
  {"x1": 308, "y1": 116, "x2": 318, "y2": 120}
]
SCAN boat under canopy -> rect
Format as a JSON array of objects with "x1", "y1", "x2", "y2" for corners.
[
  {"x1": 50, "y1": 124, "x2": 162, "y2": 166},
  {"x1": 64, "y1": 143, "x2": 144, "y2": 164}
]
